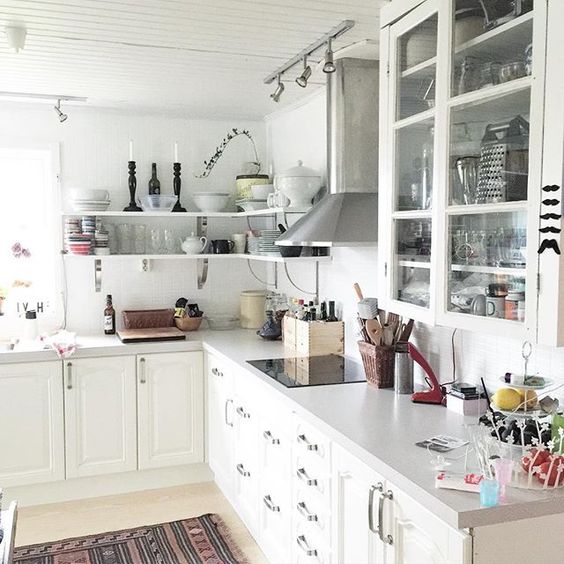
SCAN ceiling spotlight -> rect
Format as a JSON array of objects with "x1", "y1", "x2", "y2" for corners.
[
  {"x1": 323, "y1": 38, "x2": 336, "y2": 73},
  {"x1": 270, "y1": 74, "x2": 285, "y2": 102},
  {"x1": 5, "y1": 25, "x2": 26, "y2": 53},
  {"x1": 296, "y1": 56, "x2": 312, "y2": 88},
  {"x1": 54, "y1": 99, "x2": 68, "y2": 123}
]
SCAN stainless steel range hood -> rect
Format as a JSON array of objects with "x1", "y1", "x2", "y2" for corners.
[{"x1": 277, "y1": 57, "x2": 379, "y2": 247}]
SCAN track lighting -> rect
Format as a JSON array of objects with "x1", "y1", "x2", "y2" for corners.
[
  {"x1": 270, "y1": 74, "x2": 285, "y2": 102},
  {"x1": 54, "y1": 99, "x2": 68, "y2": 123},
  {"x1": 296, "y1": 57, "x2": 312, "y2": 88},
  {"x1": 323, "y1": 38, "x2": 336, "y2": 73}
]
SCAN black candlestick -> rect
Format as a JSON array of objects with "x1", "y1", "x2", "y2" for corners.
[
  {"x1": 172, "y1": 162, "x2": 186, "y2": 212},
  {"x1": 123, "y1": 161, "x2": 142, "y2": 212}
]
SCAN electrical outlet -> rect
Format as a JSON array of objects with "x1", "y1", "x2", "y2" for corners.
[{"x1": 140, "y1": 258, "x2": 151, "y2": 272}]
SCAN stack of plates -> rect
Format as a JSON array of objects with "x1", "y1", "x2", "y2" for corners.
[
  {"x1": 64, "y1": 218, "x2": 81, "y2": 252},
  {"x1": 70, "y1": 189, "x2": 111, "y2": 212},
  {"x1": 80, "y1": 216, "x2": 96, "y2": 239},
  {"x1": 94, "y1": 226, "x2": 110, "y2": 255},
  {"x1": 236, "y1": 198, "x2": 268, "y2": 212},
  {"x1": 66, "y1": 234, "x2": 92, "y2": 255},
  {"x1": 258, "y1": 229, "x2": 281, "y2": 256}
]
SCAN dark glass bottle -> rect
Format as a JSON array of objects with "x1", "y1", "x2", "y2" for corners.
[
  {"x1": 327, "y1": 301, "x2": 338, "y2": 322},
  {"x1": 309, "y1": 307, "x2": 316, "y2": 322},
  {"x1": 320, "y1": 302, "x2": 327, "y2": 321},
  {"x1": 148, "y1": 163, "x2": 161, "y2": 195},
  {"x1": 104, "y1": 294, "x2": 116, "y2": 335}
]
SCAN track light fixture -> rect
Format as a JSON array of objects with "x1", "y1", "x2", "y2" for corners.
[
  {"x1": 54, "y1": 99, "x2": 68, "y2": 123},
  {"x1": 270, "y1": 74, "x2": 285, "y2": 102},
  {"x1": 296, "y1": 57, "x2": 312, "y2": 88},
  {"x1": 323, "y1": 38, "x2": 336, "y2": 73}
]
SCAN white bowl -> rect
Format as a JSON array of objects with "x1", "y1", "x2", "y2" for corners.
[
  {"x1": 70, "y1": 189, "x2": 109, "y2": 201},
  {"x1": 251, "y1": 184, "x2": 275, "y2": 200},
  {"x1": 192, "y1": 192, "x2": 230, "y2": 213},
  {"x1": 236, "y1": 199, "x2": 267, "y2": 211}
]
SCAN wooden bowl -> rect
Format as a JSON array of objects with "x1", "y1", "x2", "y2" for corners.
[{"x1": 174, "y1": 316, "x2": 203, "y2": 332}]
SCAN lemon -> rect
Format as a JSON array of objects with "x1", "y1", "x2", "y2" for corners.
[
  {"x1": 492, "y1": 388, "x2": 522, "y2": 411},
  {"x1": 518, "y1": 389, "x2": 538, "y2": 409}
]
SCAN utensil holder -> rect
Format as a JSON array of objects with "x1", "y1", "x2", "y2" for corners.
[{"x1": 358, "y1": 341, "x2": 395, "y2": 388}]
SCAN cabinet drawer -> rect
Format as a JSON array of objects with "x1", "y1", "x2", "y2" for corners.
[
  {"x1": 294, "y1": 418, "x2": 331, "y2": 470},
  {"x1": 259, "y1": 421, "x2": 291, "y2": 481},
  {"x1": 293, "y1": 520, "x2": 331, "y2": 564},
  {"x1": 259, "y1": 482, "x2": 292, "y2": 564},
  {"x1": 294, "y1": 484, "x2": 332, "y2": 542},
  {"x1": 294, "y1": 453, "x2": 331, "y2": 505}
]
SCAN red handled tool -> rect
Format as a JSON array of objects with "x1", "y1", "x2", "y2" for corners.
[{"x1": 408, "y1": 343, "x2": 446, "y2": 405}]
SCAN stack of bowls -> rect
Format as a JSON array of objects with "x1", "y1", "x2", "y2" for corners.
[
  {"x1": 66, "y1": 234, "x2": 92, "y2": 255},
  {"x1": 70, "y1": 189, "x2": 111, "y2": 212},
  {"x1": 64, "y1": 218, "x2": 81, "y2": 253}
]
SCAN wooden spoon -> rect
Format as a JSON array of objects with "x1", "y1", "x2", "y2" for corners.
[
  {"x1": 353, "y1": 283, "x2": 364, "y2": 301},
  {"x1": 365, "y1": 319, "x2": 382, "y2": 346}
]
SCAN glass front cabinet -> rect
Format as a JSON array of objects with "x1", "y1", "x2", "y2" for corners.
[{"x1": 379, "y1": 0, "x2": 564, "y2": 345}]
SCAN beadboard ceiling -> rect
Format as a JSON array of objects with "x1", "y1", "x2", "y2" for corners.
[{"x1": 0, "y1": 0, "x2": 387, "y2": 119}]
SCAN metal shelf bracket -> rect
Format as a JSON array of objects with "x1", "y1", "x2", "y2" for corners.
[{"x1": 197, "y1": 216, "x2": 209, "y2": 289}]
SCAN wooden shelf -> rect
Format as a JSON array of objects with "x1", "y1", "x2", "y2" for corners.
[
  {"x1": 61, "y1": 207, "x2": 310, "y2": 219},
  {"x1": 454, "y1": 12, "x2": 533, "y2": 61},
  {"x1": 451, "y1": 263, "x2": 526, "y2": 277},
  {"x1": 446, "y1": 201, "x2": 527, "y2": 216},
  {"x1": 63, "y1": 253, "x2": 332, "y2": 264}
]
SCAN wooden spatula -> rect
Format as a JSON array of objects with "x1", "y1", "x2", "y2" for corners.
[{"x1": 365, "y1": 318, "x2": 382, "y2": 346}]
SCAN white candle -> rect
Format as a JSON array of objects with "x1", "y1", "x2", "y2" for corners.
[
  {"x1": 129, "y1": 139, "x2": 134, "y2": 161},
  {"x1": 174, "y1": 141, "x2": 179, "y2": 163}
]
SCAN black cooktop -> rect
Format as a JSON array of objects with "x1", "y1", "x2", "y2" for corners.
[{"x1": 247, "y1": 355, "x2": 366, "y2": 388}]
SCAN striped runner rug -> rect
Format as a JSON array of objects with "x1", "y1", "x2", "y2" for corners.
[{"x1": 13, "y1": 513, "x2": 248, "y2": 564}]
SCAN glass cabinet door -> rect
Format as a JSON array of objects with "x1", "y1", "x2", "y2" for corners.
[
  {"x1": 443, "y1": 0, "x2": 538, "y2": 330},
  {"x1": 388, "y1": 1, "x2": 441, "y2": 316}
]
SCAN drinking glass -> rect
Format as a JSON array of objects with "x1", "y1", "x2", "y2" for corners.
[
  {"x1": 117, "y1": 224, "x2": 132, "y2": 254},
  {"x1": 134, "y1": 224, "x2": 146, "y2": 254},
  {"x1": 164, "y1": 229, "x2": 177, "y2": 254},
  {"x1": 150, "y1": 228, "x2": 164, "y2": 254}
]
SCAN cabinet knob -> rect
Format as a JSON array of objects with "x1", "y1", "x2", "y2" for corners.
[
  {"x1": 296, "y1": 467, "x2": 317, "y2": 487},
  {"x1": 263, "y1": 430, "x2": 280, "y2": 445},
  {"x1": 236, "y1": 463, "x2": 250, "y2": 477},
  {"x1": 297, "y1": 433, "x2": 318, "y2": 451},
  {"x1": 296, "y1": 535, "x2": 317, "y2": 557},
  {"x1": 139, "y1": 358, "x2": 146, "y2": 384},
  {"x1": 263, "y1": 495, "x2": 281, "y2": 513},
  {"x1": 296, "y1": 501, "x2": 318, "y2": 522},
  {"x1": 236, "y1": 406, "x2": 250, "y2": 419}
]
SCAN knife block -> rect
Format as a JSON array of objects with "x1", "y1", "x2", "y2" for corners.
[{"x1": 283, "y1": 317, "x2": 345, "y2": 356}]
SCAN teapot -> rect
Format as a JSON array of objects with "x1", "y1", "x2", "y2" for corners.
[{"x1": 181, "y1": 232, "x2": 207, "y2": 255}]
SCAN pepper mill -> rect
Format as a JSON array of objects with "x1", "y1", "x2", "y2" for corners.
[
  {"x1": 172, "y1": 162, "x2": 186, "y2": 212},
  {"x1": 123, "y1": 161, "x2": 142, "y2": 211}
]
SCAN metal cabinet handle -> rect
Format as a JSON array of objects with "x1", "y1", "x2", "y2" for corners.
[
  {"x1": 66, "y1": 362, "x2": 73, "y2": 390},
  {"x1": 296, "y1": 467, "x2": 318, "y2": 486},
  {"x1": 236, "y1": 406, "x2": 250, "y2": 419},
  {"x1": 263, "y1": 430, "x2": 280, "y2": 445},
  {"x1": 139, "y1": 357, "x2": 146, "y2": 384},
  {"x1": 296, "y1": 535, "x2": 317, "y2": 557},
  {"x1": 263, "y1": 495, "x2": 280, "y2": 512},
  {"x1": 297, "y1": 433, "x2": 318, "y2": 451},
  {"x1": 378, "y1": 487, "x2": 394, "y2": 545},
  {"x1": 297, "y1": 501, "x2": 318, "y2": 522},
  {"x1": 211, "y1": 367, "x2": 223, "y2": 377},
  {"x1": 368, "y1": 483, "x2": 384, "y2": 533},
  {"x1": 224, "y1": 399, "x2": 234, "y2": 428},
  {"x1": 236, "y1": 463, "x2": 250, "y2": 477}
]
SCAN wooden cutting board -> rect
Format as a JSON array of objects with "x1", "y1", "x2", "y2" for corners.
[{"x1": 117, "y1": 327, "x2": 186, "y2": 343}]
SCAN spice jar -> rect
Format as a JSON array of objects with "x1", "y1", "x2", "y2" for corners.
[{"x1": 505, "y1": 291, "x2": 524, "y2": 320}]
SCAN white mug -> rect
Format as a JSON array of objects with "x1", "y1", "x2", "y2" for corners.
[
  {"x1": 232, "y1": 233, "x2": 247, "y2": 254},
  {"x1": 486, "y1": 296, "x2": 505, "y2": 318}
]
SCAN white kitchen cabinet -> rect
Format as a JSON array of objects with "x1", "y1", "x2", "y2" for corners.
[
  {"x1": 379, "y1": 0, "x2": 553, "y2": 342},
  {"x1": 386, "y1": 481, "x2": 471, "y2": 564},
  {"x1": 137, "y1": 352, "x2": 204, "y2": 469},
  {"x1": 206, "y1": 354, "x2": 234, "y2": 495},
  {"x1": 331, "y1": 445, "x2": 387, "y2": 564},
  {"x1": 0, "y1": 361, "x2": 64, "y2": 486},
  {"x1": 64, "y1": 356, "x2": 137, "y2": 478}
]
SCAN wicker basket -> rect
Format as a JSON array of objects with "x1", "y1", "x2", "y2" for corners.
[
  {"x1": 358, "y1": 341, "x2": 395, "y2": 388},
  {"x1": 175, "y1": 316, "x2": 203, "y2": 332}
]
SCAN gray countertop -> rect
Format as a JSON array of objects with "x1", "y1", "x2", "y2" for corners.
[{"x1": 2, "y1": 329, "x2": 564, "y2": 530}]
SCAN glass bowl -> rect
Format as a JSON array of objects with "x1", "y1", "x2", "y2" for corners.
[
  {"x1": 206, "y1": 314, "x2": 240, "y2": 331},
  {"x1": 139, "y1": 195, "x2": 177, "y2": 212}
]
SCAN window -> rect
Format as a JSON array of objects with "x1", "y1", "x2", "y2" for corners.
[{"x1": 0, "y1": 147, "x2": 61, "y2": 326}]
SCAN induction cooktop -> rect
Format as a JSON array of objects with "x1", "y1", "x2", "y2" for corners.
[{"x1": 247, "y1": 355, "x2": 366, "y2": 388}]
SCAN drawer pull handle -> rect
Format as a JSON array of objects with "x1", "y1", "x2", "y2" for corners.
[
  {"x1": 368, "y1": 483, "x2": 384, "y2": 534},
  {"x1": 297, "y1": 434, "x2": 318, "y2": 451},
  {"x1": 211, "y1": 367, "x2": 217, "y2": 376},
  {"x1": 139, "y1": 357, "x2": 146, "y2": 384},
  {"x1": 297, "y1": 501, "x2": 318, "y2": 522},
  {"x1": 211, "y1": 367, "x2": 223, "y2": 377},
  {"x1": 66, "y1": 362, "x2": 73, "y2": 390},
  {"x1": 263, "y1": 430, "x2": 280, "y2": 445},
  {"x1": 236, "y1": 463, "x2": 250, "y2": 477},
  {"x1": 263, "y1": 495, "x2": 280, "y2": 512},
  {"x1": 224, "y1": 399, "x2": 234, "y2": 428},
  {"x1": 296, "y1": 535, "x2": 317, "y2": 557},
  {"x1": 236, "y1": 406, "x2": 250, "y2": 419},
  {"x1": 296, "y1": 467, "x2": 317, "y2": 487},
  {"x1": 378, "y1": 487, "x2": 394, "y2": 545}
]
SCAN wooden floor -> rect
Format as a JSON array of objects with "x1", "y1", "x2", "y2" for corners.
[{"x1": 16, "y1": 482, "x2": 269, "y2": 564}]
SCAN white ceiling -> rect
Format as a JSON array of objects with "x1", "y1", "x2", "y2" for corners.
[{"x1": 0, "y1": 0, "x2": 387, "y2": 119}]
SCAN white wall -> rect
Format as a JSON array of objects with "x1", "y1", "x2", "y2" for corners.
[
  {"x1": 266, "y1": 90, "x2": 380, "y2": 360},
  {"x1": 0, "y1": 103, "x2": 268, "y2": 335},
  {"x1": 265, "y1": 88, "x2": 564, "y2": 396}
]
